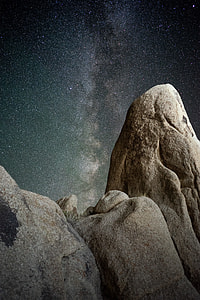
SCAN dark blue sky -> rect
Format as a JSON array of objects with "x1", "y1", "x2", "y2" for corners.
[{"x1": 1, "y1": 0, "x2": 199, "y2": 210}]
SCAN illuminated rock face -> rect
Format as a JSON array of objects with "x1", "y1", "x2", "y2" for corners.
[
  {"x1": 1, "y1": 84, "x2": 200, "y2": 300},
  {"x1": 0, "y1": 166, "x2": 102, "y2": 300},
  {"x1": 105, "y1": 84, "x2": 200, "y2": 292},
  {"x1": 75, "y1": 192, "x2": 200, "y2": 300}
]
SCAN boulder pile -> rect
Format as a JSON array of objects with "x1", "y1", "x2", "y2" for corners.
[{"x1": 1, "y1": 84, "x2": 200, "y2": 299}]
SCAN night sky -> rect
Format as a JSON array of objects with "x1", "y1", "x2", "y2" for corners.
[{"x1": 1, "y1": 0, "x2": 200, "y2": 210}]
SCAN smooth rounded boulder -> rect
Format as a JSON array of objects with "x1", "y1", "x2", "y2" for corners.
[
  {"x1": 0, "y1": 166, "x2": 102, "y2": 300},
  {"x1": 75, "y1": 191, "x2": 200, "y2": 299}
]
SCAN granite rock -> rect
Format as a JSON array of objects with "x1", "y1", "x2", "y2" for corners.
[
  {"x1": 0, "y1": 166, "x2": 102, "y2": 300},
  {"x1": 106, "y1": 84, "x2": 200, "y2": 292},
  {"x1": 75, "y1": 193, "x2": 200, "y2": 299}
]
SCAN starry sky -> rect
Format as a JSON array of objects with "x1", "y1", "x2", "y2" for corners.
[{"x1": 1, "y1": 0, "x2": 200, "y2": 210}]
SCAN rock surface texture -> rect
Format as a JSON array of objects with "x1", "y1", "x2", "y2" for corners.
[
  {"x1": 1, "y1": 84, "x2": 200, "y2": 300},
  {"x1": 105, "y1": 84, "x2": 200, "y2": 293},
  {"x1": 0, "y1": 166, "x2": 102, "y2": 300},
  {"x1": 75, "y1": 191, "x2": 200, "y2": 299},
  {"x1": 57, "y1": 194, "x2": 78, "y2": 219}
]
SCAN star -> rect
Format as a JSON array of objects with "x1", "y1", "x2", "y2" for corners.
[{"x1": 0, "y1": 0, "x2": 199, "y2": 210}]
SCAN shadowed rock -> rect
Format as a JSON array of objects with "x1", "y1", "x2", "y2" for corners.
[
  {"x1": 0, "y1": 166, "x2": 102, "y2": 300},
  {"x1": 106, "y1": 84, "x2": 200, "y2": 292},
  {"x1": 0, "y1": 195, "x2": 19, "y2": 247}
]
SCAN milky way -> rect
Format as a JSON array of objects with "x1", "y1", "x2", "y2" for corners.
[{"x1": 1, "y1": 0, "x2": 200, "y2": 210}]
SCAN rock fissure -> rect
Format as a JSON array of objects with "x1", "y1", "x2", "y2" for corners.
[{"x1": 164, "y1": 115, "x2": 182, "y2": 134}]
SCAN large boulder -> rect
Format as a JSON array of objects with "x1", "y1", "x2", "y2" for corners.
[
  {"x1": 105, "y1": 84, "x2": 200, "y2": 292},
  {"x1": 0, "y1": 166, "x2": 102, "y2": 300},
  {"x1": 75, "y1": 191, "x2": 200, "y2": 299}
]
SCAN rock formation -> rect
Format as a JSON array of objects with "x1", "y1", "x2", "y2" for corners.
[
  {"x1": 75, "y1": 191, "x2": 200, "y2": 299},
  {"x1": 1, "y1": 83, "x2": 200, "y2": 299},
  {"x1": 57, "y1": 194, "x2": 78, "y2": 214},
  {"x1": 0, "y1": 166, "x2": 102, "y2": 300},
  {"x1": 57, "y1": 194, "x2": 79, "y2": 223},
  {"x1": 105, "y1": 84, "x2": 200, "y2": 292},
  {"x1": 75, "y1": 84, "x2": 200, "y2": 299}
]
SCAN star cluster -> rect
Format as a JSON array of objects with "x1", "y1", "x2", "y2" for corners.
[{"x1": 0, "y1": 0, "x2": 199, "y2": 210}]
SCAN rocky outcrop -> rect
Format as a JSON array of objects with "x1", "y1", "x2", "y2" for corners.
[
  {"x1": 1, "y1": 83, "x2": 200, "y2": 300},
  {"x1": 75, "y1": 191, "x2": 200, "y2": 299},
  {"x1": 105, "y1": 84, "x2": 200, "y2": 292},
  {"x1": 57, "y1": 194, "x2": 79, "y2": 224},
  {"x1": 0, "y1": 166, "x2": 102, "y2": 300},
  {"x1": 57, "y1": 194, "x2": 78, "y2": 215}
]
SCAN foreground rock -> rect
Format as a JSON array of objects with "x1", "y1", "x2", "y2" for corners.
[
  {"x1": 0, "y1": 166, "x2": 102, "y2": 300},
  {"x1": 75, "y1": 191, "x2": 200, "y2": 299},
  {"x1": 106, "y1": 84, "x2": 200, "y2": 292}
]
